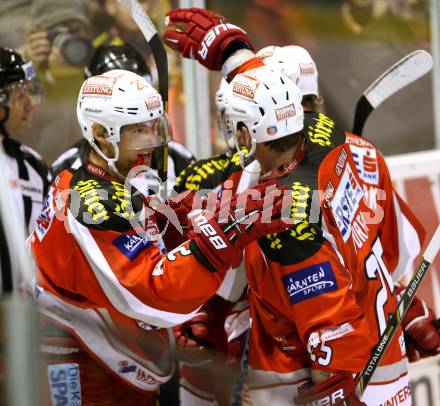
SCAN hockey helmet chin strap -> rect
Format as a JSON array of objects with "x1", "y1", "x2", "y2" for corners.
[
  {"x1": 89, "y1": 137, "x2": 125, "y2": 180},
  {"x1": 234, "y1": 136, "x2": 260, "y2": 175}
]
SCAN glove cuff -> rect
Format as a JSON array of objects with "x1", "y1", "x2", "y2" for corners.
[
  {"x1": 221, "y1": 48, "x2": 256, "y2": 78},
  {"x1": 190, "y1": 240, "x2": 218, "y2": 272}
]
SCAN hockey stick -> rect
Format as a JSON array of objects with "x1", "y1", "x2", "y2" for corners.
[
  {"x1": 117, "y1": 0, "x2": 170, "y2": 190},
  {"x1": 116, "y1": 0, "x2": 168, "y2": 107},
  {"x1": 356, "y1": 224, "x2": 440, "y2": 396},
  {"x1": 352, "y1": 50, "x2": 433, "y2": 136}
]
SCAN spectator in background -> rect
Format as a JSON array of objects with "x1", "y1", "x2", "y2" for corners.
[
  {"x1": 19, "y1": 0, "x2": 92, "y2": 80},
  {"x1": 15, "y1": 0, "x2": 93, "y2": 166},
  {"x1": 0, "y1": 47, "x2": 50, "y2": 291},
  {"x1": 0, "y1": 0, "x2": 31, "y2": 49}
]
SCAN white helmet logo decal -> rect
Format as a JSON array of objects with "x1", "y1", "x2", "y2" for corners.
[
  {"x1": 82, "y1": 76, "x2": 116, "y2": 96},
  {"x1": 232, "y1": 75, "x2": 260, "y2": 99},
  {"x1": 275, "y1": 104, "x2": 296, "y2": 121},
  {"x1": 145, "y1": 96, "x2": 161, "y2": 110}
]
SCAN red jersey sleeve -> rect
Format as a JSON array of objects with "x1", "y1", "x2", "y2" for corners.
[{"x1": 30, "y1": 169, "x2": 227, "y2": 328}]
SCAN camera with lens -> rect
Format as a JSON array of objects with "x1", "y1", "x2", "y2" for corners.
[{"x1": 47, "y1": 26, "x2": 93, "y2": 66}]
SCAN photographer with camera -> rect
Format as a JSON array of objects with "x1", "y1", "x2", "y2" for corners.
[{"x1": 19, "y1": 0, "x2": 92, "y2": 76}]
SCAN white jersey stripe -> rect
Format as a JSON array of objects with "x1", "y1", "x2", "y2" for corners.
[{"x1": 67, "y1": 209, "x2": 201, "y2": 327}]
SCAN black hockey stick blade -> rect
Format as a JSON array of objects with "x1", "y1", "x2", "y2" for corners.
[
  {"x1": 352, "y1": 50, "x2": 433, "y2": 136},
  {"x1": 117, "y1": 0, "x2": 169, "y2": 106},
  {"x1": 356, "y1": 224, "x2": 440, "y2": 396}
]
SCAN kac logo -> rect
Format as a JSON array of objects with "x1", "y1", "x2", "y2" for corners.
[{"x1": 112, "y1": 233, "x2": 151, "y2": 260}]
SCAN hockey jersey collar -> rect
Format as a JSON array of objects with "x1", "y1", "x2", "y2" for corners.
[
  {"x1": 85, "y1": 161, "x2": 119, "y2": 182},
  {"x1": 260, "y1": 136, "x2": 307, "y2": 181}
]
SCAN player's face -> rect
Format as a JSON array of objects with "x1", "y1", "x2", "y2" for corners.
[
  {"x1": 116, "y1": 121, "x2": 160, "y2": 176},
  {"x1": 4, "y1": 83, "x2": 34, "y2": 136}
]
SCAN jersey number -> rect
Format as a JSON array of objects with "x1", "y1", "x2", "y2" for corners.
[{"x1": 365, "y1": 238, "x2": 394, "y2": 335}]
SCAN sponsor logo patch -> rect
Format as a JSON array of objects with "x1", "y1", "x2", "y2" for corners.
[
  {"x1": 22, "y1": 61, "x2": 36, "y2": 80},
  {"x1": 382, "y1": 383, "x2": 411, "y2": 405},
  {"x1": 82, "y1": 76, "x2": 116, "y2": 96},
  {"x1": 350, "y1": 145, "x2": 379, "y2": 185},
  {"x1": 299, "y1": 62, "x2": 315, "y2": 75},
  {"x1": 47, "y1": 363, "x2": 81, "y2": 406},
  {"x1": 324, "y1": 181, "x2": 335, "y2": 201},
  {"x1": 117, "y1": 361, "x2": 159, "y2": 385},
  {"x1": 232, "y1": 74, "x2": 260, "y2": 99},
  {"x1": 35, "y1": 189, "x2": 55, "y2": 241},
  {"x1": 282, "y1": 261, "x2": 338, "y2": 304},
  {"x1": 275, "y1": 103, "x2": 296, "y2": 121},
  {"x1": 331, "y1": 165, "x2": 364, "y2": 242},
  {"x1": 112, "y1": 233, "x2": 151, "y2": 260},
  {"x1": 145, "y1": 96, "x2": 161, "y2": 110},
  {"x1": 345, "y1": 133, "x2": 372, "y2": 147},
  {"x1": 335, "y1": 148, "x2": 347, "y2": 176},
  {"x1": 308, "y1": 113, "x2": 334, "y2": 147},
  {"x1": 119, "y1": 364, "x2": 137, "y2": 374}
]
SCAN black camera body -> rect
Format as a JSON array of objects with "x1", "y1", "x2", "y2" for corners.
[{"x1": 47, "y1": 26, "x2": 92, "y2": 66}]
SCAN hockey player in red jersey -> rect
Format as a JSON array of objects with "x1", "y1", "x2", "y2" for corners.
[
  {"x1": 28, "y1": 68, "x2": 291, "y2": 405},
  {"x1": 164, "y1": 7, "x2": 432, "y2": 405},
  {"x1": 172, "y1": 77, "x2": 252, "y2": 405},
  {"x1": 258, "y1": 43, "x2": 440, "y2": 368}
]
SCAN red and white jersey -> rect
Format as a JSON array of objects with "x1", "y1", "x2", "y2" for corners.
[
  {"x1": 223, "y1": 111, "x2": 424, "y2": 404},
  {"x1": 28, "y1": 165, "x2": 227, "y2": 391}
]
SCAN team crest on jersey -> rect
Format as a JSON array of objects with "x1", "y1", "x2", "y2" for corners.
[
  {"x1": 282, "y1": 261, "x2": 338, "y2": 304},
  {"x1": 331, "y1": 165, "x2": 364, "y2": 242},
  {"x1": 112, "y1": 233, "x2": 151, "y2": 260},
  {"x1": 349, "y1": 145, "x2": 379, "y2": 185}
]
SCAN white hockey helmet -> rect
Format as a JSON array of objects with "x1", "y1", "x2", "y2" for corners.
[
  {"x1": 257, "y1": 45, "x2": 318, "y2": 97},
  {"x1": 215, "y1": 78, "x2": 235, "y2": 150},
  {"x1": 222, "y1": 65, "x2": 304, "y2": 164},
  {"x1": 77, "y1": 69, "x2": 171, "y2": 178}
]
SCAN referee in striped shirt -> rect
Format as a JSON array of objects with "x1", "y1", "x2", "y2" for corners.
[{"x1": 0, "y1": 47, "x2": 50, "y2": 292}]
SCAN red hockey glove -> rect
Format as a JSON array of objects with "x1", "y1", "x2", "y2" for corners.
[
  {"x1": 395, "y1": 283, "x2": 440, "y2": 362},
  {"x1": 173, "y1": 308, "x2": 214, "y2": 366},
  {"x1": 188, "y1": 181, "x2": 290, "y2": 272},
  {"x1": 164, "y1": 7, "x2": 254, "y2": 71},
  {"x1": 295, "y1": 373, "x2": 365, "y2": 406},
  {"x1": 146, "y1": 190, "x2": 196, "y2": 250}
]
